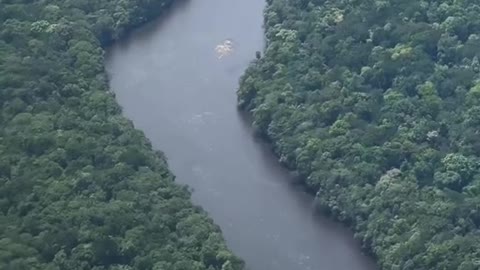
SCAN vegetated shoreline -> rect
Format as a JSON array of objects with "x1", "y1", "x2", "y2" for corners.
[
  {"x1": 0, "y1": 0, "x2": 243, "y2": 269},
  {"x1": 238, "y1": 0, "x2": 480, "y2": 269},
  {"x1": 238, "y1": 103, "x2": 375, "y2": 255},
  {"x1": 100, "y1": 0, "x2": 189, "y2": 47}
]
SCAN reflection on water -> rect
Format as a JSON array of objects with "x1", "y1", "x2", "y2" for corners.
[{"x1": 215, "y1": 39, "x2": 234, "y2": 59}]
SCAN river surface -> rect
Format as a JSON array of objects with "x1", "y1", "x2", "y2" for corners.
[{"x1": 106, "y1": 0, "x2": 377, "y2": 269}]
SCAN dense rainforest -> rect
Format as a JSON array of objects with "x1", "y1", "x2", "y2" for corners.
[
  {"x1": 238, "y1": 0, "x2": 480, "y2": 269},
  {"x1": 0, "y1": 0, "x2": 243, "y2": 269}
]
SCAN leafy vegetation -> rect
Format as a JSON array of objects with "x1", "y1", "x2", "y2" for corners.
[
  {"x1": 0, "y1": 0, "x2": 243, "y2": 269},
  {"x1": 238, "y1": 0, "x2": 480, "y2": 268}
]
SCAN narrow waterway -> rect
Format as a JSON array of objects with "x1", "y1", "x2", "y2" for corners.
[{"x1": 106, "y1": 0, "x2": 377, "y2": 269}]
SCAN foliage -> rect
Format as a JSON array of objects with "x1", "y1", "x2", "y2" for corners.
[
  {"x1": 238, "y1": 0, "x2": 480, "y2": 268},
  {"x1": 0, "y1": 0, "x2": 243, "y2": 269}
]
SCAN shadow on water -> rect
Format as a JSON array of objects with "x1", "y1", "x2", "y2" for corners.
[
  {"x1": 107, "y1": 0, "x2": 192, "y2": 51},
  {"x1": 236, "y1": 109, "x2": 358, "y2": 238}
]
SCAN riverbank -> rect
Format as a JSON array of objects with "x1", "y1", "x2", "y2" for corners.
[
  {"x1": 0, "y1": 1, "x2": 242, "y2": 269},
  {"x1": 238, "y1": 0, "x2": 480, "y2": 269},
  {"x1": 105, "y1": 0, "x2": 376, "y2": 269}
]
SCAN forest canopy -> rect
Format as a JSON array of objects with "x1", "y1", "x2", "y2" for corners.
[
  {"x1": 238, "y1": 0, "x2": 480, "y2": 269},
  {"x1": 0, "y1": 0, "x2": 243, "y2": 269}
]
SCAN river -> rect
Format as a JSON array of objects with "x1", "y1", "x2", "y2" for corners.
[{"x1": 105, "y1": 0, "x2": 377, "y2": 269}]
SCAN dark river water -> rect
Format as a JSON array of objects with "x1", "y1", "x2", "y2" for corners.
[{"x1": 105, "y1": 0, "x2": 377, "y2": 269}]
